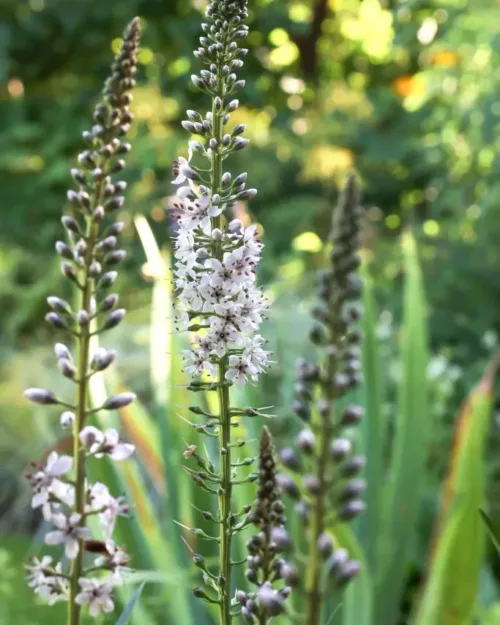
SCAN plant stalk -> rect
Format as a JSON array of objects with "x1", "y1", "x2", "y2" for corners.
[
  {"x1": 211, "y1": 67, "x2": 233, "y2": 625},
  {"x1": 305, "y1": 340, "x2": 337, "y2": 625},
  {"x1": 67, "y1": 200, "x2": 101, "y2": 625}
]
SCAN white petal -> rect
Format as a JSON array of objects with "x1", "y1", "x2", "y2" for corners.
[
  {"x1": 110, "y1": 444, "x2": 135, "y2": 461},
  {"x1": 51, "y1": 513, "x2": 68, "y2": 529},
  {"x1": 103, "y1": 597, "x2": 114, "y2": 613},
  {"x1": 32, "y1": 491, "x2": 48, "y2": 508},
  {"x1": 89, "y1": 602, "x2": 101, "y2": 617},
  {"x1": 45, "y1": 530, "x2": 65, "y2": 546},
  {"x1": 69, "y1": 512, "x2": 82, "y2": 526},
  {"x1": 75, "y1": 592, "x2": 88, "y2": 605},
  {"x1": 50, "y1": 455, "x2": 73, "y2": 476},
  {"x1": 65, "y1": 537, "x2": 80, "y2": 560},
  {"x1": 104, "y1": 429, "x2": 119, "y2": 446},
  {"x1": 79, "y1": 426, "x2": 103, "y2": 447}
]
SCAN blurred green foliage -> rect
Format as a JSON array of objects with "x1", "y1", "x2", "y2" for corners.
[{"x1": 2, "y1": 0, "x2": 500, "y2": 624}]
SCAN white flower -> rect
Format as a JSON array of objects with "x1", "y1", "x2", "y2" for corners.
[
  {"x1": 79, "y1": 426, "x2": 135, "y2": 461},
  {"x1": 75, "y1": 576, "x2": 115, "y2": 617},
  {"x1": 182, "y1": 349, "x2": 217, "y2": 378},
  {"x1": 178, "y1": 192, "x2": 223, "y2": 230},
  {"x1": 95, "y1": 541, "x2": 130, "y2": 578},
  {"x1": 45, "y1": 512, "x2": 91, "y2": 559},
  {"x1": 29, "y1": 451, "x2": 73, "y2": 509},
  {"x1": 30, "y1": 560, "x2": 69, "y2": 605},
  {"x1": 225, "y1": 355, "x2": 258, "y2": 386},
  {"x1": 208, "y1": 318, "x2": 243, "y2": 358},
  {"x1": 26, "y1": 555, "x2": 53, "y2": 588},
  {"x1": 87, "y1": 481, "x2": 130, "y2": 537},
  {"x1": 172, "y1": 156, "x2": 193, "y2": 185}
]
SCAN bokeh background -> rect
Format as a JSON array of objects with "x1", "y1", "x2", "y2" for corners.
[{"x1": 2, "y1": 0, "x2": 500, "y2": 624}]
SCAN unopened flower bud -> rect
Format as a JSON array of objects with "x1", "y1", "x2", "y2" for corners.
[
  {"x1": 48, "y1": 296, "x2": 71, "y2": 313},
  {"x1": 276, "y1": 474, "x2": 300, "y2": 499},
  {"x1": 103, "y1": 308, "x2": 126, "y2": 329},
  {"x1": 279, "y1": 447, "x2": 301, "y2": 471},
  {"x1": 103, "y1": 392, "x2": 136, "y2": 410},
  {"x1": 303, "y1": 474, "x2": 321, "y2": 495},
  {"x1": 100, "y1": 271, "x2": 118, "y2": 288},
  {"x1": 45, "y1": 312, "x2": 66, "y2": 329},
  {"x1": 100, "y1": 294, "x2": 119, "y2": 311},
  {"x1": 55, "y1": 241, "x2": 73, "y2": 259},
  {"x1": 60, "y1": 411, "x2": 75, "y2": 428},
  {"x1": 104, "y1": 250, "x2": 127, "y2": 266},
  {"x1": 58, "y1": 358, "x2": 75, "y2": 379},
  {"x1": 342, "y1": 404, "x2": 364, "y2": 425},
  {"x1": 270, "y1": 526, "x2": 292, "y2": 552},
  {"x1": 296, "y1": 429, "x2": 315, "y2": 454},
  {"x1": 77, "y1": 310, "x2": 90, "y2": 326},
  {"x1": 24, "y1": 388, "x2": 58, "y2": 405},
  {"x1": 318, "y1": 532, "x2": 334, "y2": 558},
  {"x1": 54, "y1": 343, "x2": 72, "y2": 361},
  {"x1": 330, "y1": 438, "x2": 352, "y2": 460},
  {"x1": 339, "y1": 500, "x2": 365, "y2": 521},
  {"x1": 257, "y1": 583, "x2": 285, "y2": 616},
  {"x1": 91, "y1": 348, "x2": 117, "y2": 371}
]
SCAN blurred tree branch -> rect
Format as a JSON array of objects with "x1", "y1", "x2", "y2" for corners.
[{"x1": 291, "y1": 0, "x2": 330, "y2": 80}]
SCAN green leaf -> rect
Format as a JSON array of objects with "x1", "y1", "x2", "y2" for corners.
[
  {"x1": 115, "y1": 582, "x2": 146, "y2": 625},
  {"x1": 357, "y1": 260, "x2": 384, "y2": 571},
  {"x1": 412, "y1": 359, "x2": 498, "y2": 625},
  {"x1": 375, "y1": 232, "x2": 429, "y2": 625},
  {"x1": 332, "y1": 523, "x2": 373, "y2": 625}
]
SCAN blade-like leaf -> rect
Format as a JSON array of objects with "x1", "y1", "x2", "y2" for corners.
[
  {"x1": 115, "y1": 582, "x2": 146, "y2": 625},
  {"x1": 412, "y1": 358, "x2": 499, "y2": 625},
  {"x1": 375, "y1": 232, "x2": 429, "y2": 625},
  {"x1": 357, "y1": 259, "x2": 384, "y2": 571}
]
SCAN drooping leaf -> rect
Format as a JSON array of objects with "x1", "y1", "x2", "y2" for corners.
[{"x1": 412, "y1": 357, "x2": 499, "y2": 625}]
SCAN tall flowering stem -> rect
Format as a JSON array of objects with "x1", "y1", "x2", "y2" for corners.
[
  {"x1": 24, "y1": 18, "x2": 140, "y2": 625},
  {"x1": 278, "y1": 176, "x2": 365, "y2": 625},
  {"x1": 172, "y1": 1, "x2": 270, "y2": 624}
]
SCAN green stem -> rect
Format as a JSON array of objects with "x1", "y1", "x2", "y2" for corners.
[
  {"x1": 210, "y1": 62, "x2": 233, "y2": 625},
  {"x1": 67, "y1": 207, "x2": 101, "y2": 625},
  {"x1": 218, "y1": 360, "x2": 232, "y2": 625},
  {"x1": 305, "y1": 346, "x2": 337, "y2": 625}
]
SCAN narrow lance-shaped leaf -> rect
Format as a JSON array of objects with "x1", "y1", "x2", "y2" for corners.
[
  {"x1": 357, "y1": 259, "x2": 384, "y2": 571},
  {"x1": 375, "y1": 231, "x2": 429, "y2": 625}
]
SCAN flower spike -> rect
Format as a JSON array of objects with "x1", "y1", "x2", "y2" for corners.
[{"x1": 23, "y1": 17, "x2": 141, "y2": 625}]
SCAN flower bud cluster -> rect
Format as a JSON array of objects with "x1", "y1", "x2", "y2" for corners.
[
  {"x1": 172, "y1": 0, "x2": 270, "y2": 388},
  {"x1": 237, "y1": 428, "x2": 294, "y2": 623},
  {"x1": 23, "y1": 18, "x2": 140, "y2": 618},
  {"x1": 278, "y1": 177, "x2": 365, "y2": 620}
]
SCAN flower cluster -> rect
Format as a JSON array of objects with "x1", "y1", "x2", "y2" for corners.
[
  {"x1": 277, "y1": 176, "x2": 365, "y2": 624},
  {"x1": 237, "y1": 428, "x2": 295, "y2": 623},
  {"x1": 23, "y1": 17, "x2": 140, "y2": 620},
  {"x1": 172, "y1": 0, "x2": 270, "y2": 387}
]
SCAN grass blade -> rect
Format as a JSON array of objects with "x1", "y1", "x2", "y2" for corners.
[
  {"x1": 375, "y1": 232, "x2": 429, "y2": 625},
  {"x1": 115, "y1": 582, "x2": 146, "y2": 625}
]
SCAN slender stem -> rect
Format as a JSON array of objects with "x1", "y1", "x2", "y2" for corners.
[
  {"x1": 305, "y1": 343, "x2": 337, "y2": 625},
  {"x1": 210, "y1": 57, "x2": 233, "y2": 625},
  {"x1": 218, "y1": 359, "x2": 232, "y2": 625},
  {"x1": 67, "y1": 205, "x2": 101, "y2": 625}
]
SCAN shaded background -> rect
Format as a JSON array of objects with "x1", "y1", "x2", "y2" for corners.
[{"x1": 2, "y1": 0, "x2": 500, "y2": 623}]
